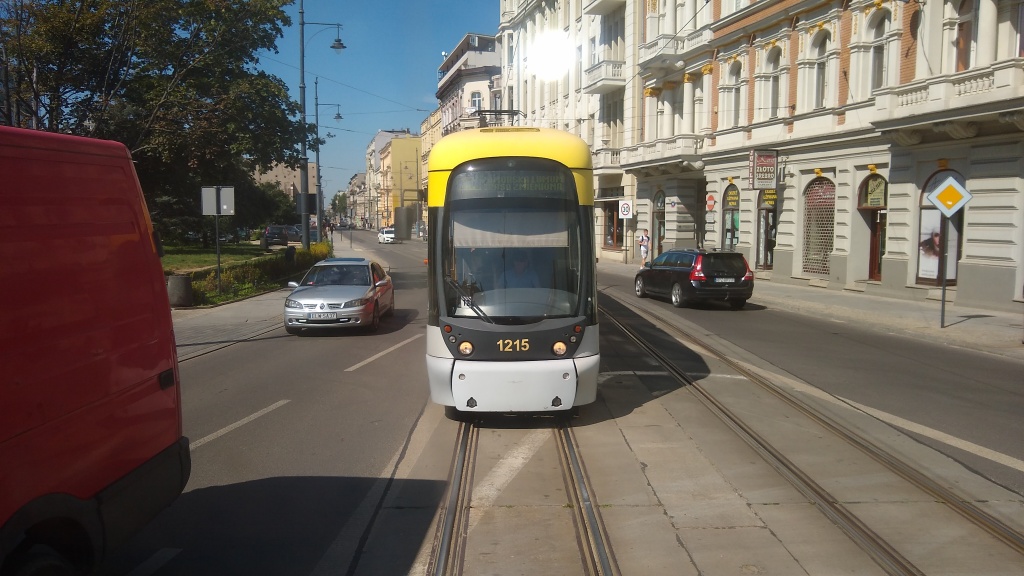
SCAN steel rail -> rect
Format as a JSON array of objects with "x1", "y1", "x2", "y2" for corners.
[
  {"x1": 602, "y1": 296, "x2": 1024, "y2": 559},
  {"x1": 431, "y1": 420, "x2": 476, "y2": 576},
  {"x1": 554, "y1": 422, "x2": 620, "y2": 576},
  {"x1": 599, "y1": 305, "x2": 926, "y2": 576}
]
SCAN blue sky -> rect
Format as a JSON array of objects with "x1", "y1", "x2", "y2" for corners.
[{"x1": 256, "y1": 0, "x2": 500, "y2": 202}]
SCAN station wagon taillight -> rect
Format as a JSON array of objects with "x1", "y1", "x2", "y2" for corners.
[
  {"x1": 741, "y1": 257, "x2": 754, "y2": 281},
  {"x1": 689, "y1": 255, "x2": 706, "y2": 281}
]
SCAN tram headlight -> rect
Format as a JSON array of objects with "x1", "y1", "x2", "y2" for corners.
[
  {"x1": 552, "y1": 341, "x2": 567, "y2": 356},
  {"x1": 458, "y1": 341, "x2": 474, "y2": 355}
]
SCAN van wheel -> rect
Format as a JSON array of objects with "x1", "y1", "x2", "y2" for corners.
[
  {"x1": 634, "y1": 277, "x2": 647, "y2": 297},
  {"x1": 730, "y1": 299, "x2": 747, "y2": 310},
  {"x1": 671, "y1": 283, "x2": 685, "y2": 308},
  {"x1": 7, "y1": 545, "x2": 76, "y2": 576}
]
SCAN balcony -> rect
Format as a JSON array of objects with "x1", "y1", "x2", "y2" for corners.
[
  {"x1": 592, "y1": 148, "x2": 622, "y2": 175},
  {"x1": 583, "y1": 0, "x2": 626, "y2": 16},
  {"x1": 873, "y1": 61, "x2": 1024, "y2": 129},
  {"x1": 620, "y1": 135, "x2": 704, "y2": 176},
  {"x1": 583, "y1": 60, "x2": 626, "y2": 95}
]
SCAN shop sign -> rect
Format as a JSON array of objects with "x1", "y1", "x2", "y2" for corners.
[
  {"x1": 760, "y1": 189, "x2": 777, "y2": 209},
  {"x1": 748, "y1": 150, "x2": 778, "y2": 190}
]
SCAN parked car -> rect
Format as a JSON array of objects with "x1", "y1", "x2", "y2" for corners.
[
  {"x1": 634, "y1": 249, "x2": 754, "y2": 309},
  {"x1": 283, "y1": 257, "x2": 395, "y2": 334},
  {"x1": 0, "y1": 126, "x2": 190, "y2": 573},
  {"x1": 264, "y1": 224, "x2": 292, "y2": 246},
  {"x1": 377, "y1": 227, "x2": 396, "y2": 244}
]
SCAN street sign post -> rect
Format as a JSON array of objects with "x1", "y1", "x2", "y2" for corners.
[
  {"x1": 201, "y1": 186, "x2": 235, "y2": 293},
  {"x1": 924, "y1": 174, "x2": 972, "y2": 328}
]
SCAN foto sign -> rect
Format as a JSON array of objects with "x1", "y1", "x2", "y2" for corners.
[{"x1": 748, "y1": 150, "x2": 778, "y2": 190}]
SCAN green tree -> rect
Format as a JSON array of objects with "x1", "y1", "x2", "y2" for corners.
[{"x1": 0, "y1": 0, "x2": 313, "y2": 235}]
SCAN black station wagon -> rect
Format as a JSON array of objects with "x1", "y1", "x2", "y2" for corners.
[{"x1": 634, "y1": 249, "x2": 754, "y2": 309}]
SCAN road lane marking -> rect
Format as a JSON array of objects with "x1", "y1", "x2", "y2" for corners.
[
  {"x1": 188, "y1": 400, "x2": 290, "y2": 450},
  {"x1": 840, "y1": 397, "x2": 1024, "y2": 473},
  {"x1": 345, "y1": 334, "x2": 423, "y2": 372}
]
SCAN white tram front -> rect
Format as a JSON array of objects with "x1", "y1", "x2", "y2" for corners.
[{"x1": 424, "y1": 128, "x2": 600, "y2": 416}]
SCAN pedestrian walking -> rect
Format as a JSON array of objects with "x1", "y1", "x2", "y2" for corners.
[{"x1": 638, "y1": 228, "x2": 650, "y2": 268}]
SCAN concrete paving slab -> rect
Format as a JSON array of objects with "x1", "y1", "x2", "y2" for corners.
[
  {"x1": 752, "y1": 503, "x2": 887, "y2": 575},
  {"x1": 849, "y1": 501, "x2": 1024, "y2": 575},
  {"x1": 463, "y1": 506, "x2": 586, "y2": 576},
  {"x1": 600, "y1": 506, "x2": 699, "y2": 575},
  {"x1": 679, "y1": 525, "x2": 808, "y2": 576}
]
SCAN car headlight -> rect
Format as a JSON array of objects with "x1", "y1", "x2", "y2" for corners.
[
  {"x1": 344, "y1": 297, "x2": 371, "y2": 308},
  {"x1": 285, "y1": 299, "x2": 303, "y2": 309}
]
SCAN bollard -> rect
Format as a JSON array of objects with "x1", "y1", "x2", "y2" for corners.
[{"x1": 166, "y1": 274, "x2": 194, "y2": 307}]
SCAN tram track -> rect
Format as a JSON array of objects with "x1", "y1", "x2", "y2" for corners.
[
  {"x1": 597, "y1": 296, "x2": 1024, "y2": 575},
  {"x1": 429, "y1": 417, "x2": 620, "y2": 576}
]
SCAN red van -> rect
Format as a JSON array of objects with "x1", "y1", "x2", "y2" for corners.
[{"x1": 0, "y1": 127, "x2": 190, "y2": 574}]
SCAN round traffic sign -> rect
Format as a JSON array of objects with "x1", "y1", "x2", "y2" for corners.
[{"x1": 706, "y1": 194, "x2": 716, "y2": 211}]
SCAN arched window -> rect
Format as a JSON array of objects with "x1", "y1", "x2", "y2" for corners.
[
  {"x1": 722, "y1": 184, "x2": 741, "y2": 250},
  {"x1": 768, "y1": 50, "x2": 782, "y2": 118},
  {"x1": 813, "y1": 33, "x2": 830, "y2": 109},
  {"x1": 870, "y1": 13, "x2": 891, "y2": 91},
  {"x1": 802, "y1": 177, "x2": 835, "y2": 276},
  {"x1": 956, "y1": 0, "x2": 974, "y2": 72},
  {"x1": 917, "y1": 172, "x2": 964, "y2": 285}
]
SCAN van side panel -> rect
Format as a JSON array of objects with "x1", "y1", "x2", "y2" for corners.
[{"x1": 0, "y1": 127, "x2": 188, "y2": 568}]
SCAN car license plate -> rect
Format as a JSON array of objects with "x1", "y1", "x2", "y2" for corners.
[
  {"x1": 713, "y1": 278, "x2": 735, "y2": 283},
  {"x1": 309, "y1": 312, "x2": 337, "y2": 319}
]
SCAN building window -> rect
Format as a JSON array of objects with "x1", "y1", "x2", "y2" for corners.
[
  {"x1": 471, "y1": 91, "x2": 482, "y2": 110},
  {"x1": 722, "y1": 185, "x2": 741, "y2": 250},
  {"x1": 802, "y1": 177, "x2": 835, "y2": 276},
  {"x1": 813, "y1": 34, "x2": 830, "y2": 109},
  {"x1": 722, "y1": 62, "x2": 743, "y2": 128},
  {"x1": 767, "y1": 49, "x2": 781, "y2": 118},
  {"x1": 870, "y1": 13, "x2": 890, "y2": 91},
  {"x1": 956, "y1": 0, "x2": 974, "y2": 72},
  {"x1": 917, "y1": 173, "x2": 963, "y2": 285},
  {"x1": 602, "y1": 203, "x2": 625, "y2": 249}
]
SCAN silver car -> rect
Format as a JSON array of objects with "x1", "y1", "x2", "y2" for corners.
[{"x1": 284, "y1": 257, "x2": 395, "y2": 334}]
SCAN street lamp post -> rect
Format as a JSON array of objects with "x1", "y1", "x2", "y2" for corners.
[
  {"x1": 313, "y1": 77, "x2": 344, "y2": 243},
  {"x1": 298, "y1": 0, "x2": 345, "y2": 248}
]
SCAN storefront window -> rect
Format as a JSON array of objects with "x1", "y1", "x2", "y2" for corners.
[
  {"x1": 722, "y1": 185, "x2": 740, "y2": 250},
  {"x1": 602, "y1": 204, "x2": 625, "y2": 249}
]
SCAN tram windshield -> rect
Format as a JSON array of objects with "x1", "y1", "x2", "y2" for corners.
[{"x1": 440, "y1": 161, "x2": 586, "y2": 323}]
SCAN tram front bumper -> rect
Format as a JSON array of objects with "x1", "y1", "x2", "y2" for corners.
[{"x1": 426, "y1": 355, "x2": 600, "y2": 413}]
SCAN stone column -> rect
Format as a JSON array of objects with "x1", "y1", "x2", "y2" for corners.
[
  {"x1": 644, "y1": 87, "x2": 662, "y2": 141},
  {"x1": 683, "y1": 74, "x2": 696, "y2": 133}
]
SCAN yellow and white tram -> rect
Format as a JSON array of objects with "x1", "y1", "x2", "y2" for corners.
[{"x1": 425, "y1": 127, "x2": 600, "y2": 417}]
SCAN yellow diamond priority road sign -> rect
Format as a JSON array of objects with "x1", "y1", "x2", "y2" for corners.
[{"x1": 926, "y1": 175, "x2": 972, "y2": 218}]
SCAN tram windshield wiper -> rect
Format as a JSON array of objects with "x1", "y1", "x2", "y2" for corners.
[{"x1": 445, "y1": 277, "x2": 494, "y2": 324}]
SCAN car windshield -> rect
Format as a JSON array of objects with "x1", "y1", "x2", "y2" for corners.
[{"x1": 299, "y1": 264, "x2": 370, "y2": 286}]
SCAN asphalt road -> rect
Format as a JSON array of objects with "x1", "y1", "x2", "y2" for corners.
[{"x1": 97, "y1": 234, "x2": 1022, "y2": 574}]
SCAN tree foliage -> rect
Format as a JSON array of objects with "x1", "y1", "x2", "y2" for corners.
[{"x1": 0, "y1": 0, "x2": 313, "y2": 236}]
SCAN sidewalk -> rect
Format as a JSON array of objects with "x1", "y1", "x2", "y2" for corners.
[
  {"x1": 170, "y1": 239, "x2": 1024, "y2": 362},
  {"x1": 598, "y1": 260, "x2": 1024, "y2": 361}
]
